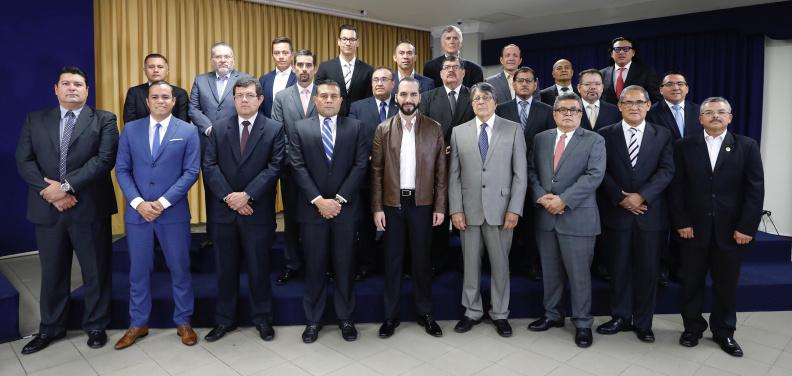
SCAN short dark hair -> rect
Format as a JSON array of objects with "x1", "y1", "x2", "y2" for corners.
[
  {"x1": 662, "y1": 70, "x2": 688, "y2": 82},
  {"x1": 147, "y1": 80, "x2": 174, "y2": 96},
  {"x1": 339, "y1": 24, "x2": 358, "y2": 38},
  {"x1": 295, "y1": 49, "x2": 314, "y2": 62},
  {"x1": 578, "y1": 68, "x2": 603, "y2": 81},
  {"x1": 143, "y1": 53, "x2": 168, "y2": 65},
  {"x1": 470, "y1": 82, "x2": 498, "y2": 103},
  {"x1": 618, "y1": 85, "x2": 650, "y2": 103},
  {"x1": 513, "y1": 66, "x2": 537, "y2": 82},
  {"x1": 55, "y1": 66, "x2": 88, "y2": 85},
  {"x1": 398, "y1": 76, "x2": 419, "y2": 89},
  {"x1": 442, "y1": 55, "x2": 465, "y2": 70},
  {"x1": 316, "y1": 79, "x2": 341, "y2": 91},
  {"x1": 610, "y1": 36, "x2": 636, "y2": 51},
  {"x1": 372, "y1": 66, "x2": 394, "y2": 80},
  {"x1": 233, "y1": 77, "x2": 263, "y2": 96},
  {"x1": 394, "y1": 39, "x2": 416, "y2": 54},
  {"x1": 271, "y1": 36, "x2": 293, "y2": 51},
  {"x1": 553, "y1": 93, "x2": 584, "y2": 110}
]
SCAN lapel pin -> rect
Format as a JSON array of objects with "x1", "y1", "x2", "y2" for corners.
[{"x1": 725, "y1": 146, "x2": 731, "y2": 152}]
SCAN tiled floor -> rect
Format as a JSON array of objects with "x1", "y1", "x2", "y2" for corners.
[{"x1": 2, "y1": 251, "x2": 792, "y2": 375}]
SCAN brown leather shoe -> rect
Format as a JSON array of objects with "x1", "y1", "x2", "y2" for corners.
[
  {"x1": 177, "y1": 324, "x2": 197, "y2": 346},
  {"x1": 114, "y1": 326, "x2": 149, "y2": 350}
]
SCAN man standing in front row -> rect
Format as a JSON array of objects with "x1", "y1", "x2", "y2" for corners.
[
  {"x1": 671, "y1": 97, "x2": 764, "y2": 357},
  {"x1": 370, "y1": 77, "x2": 446, "y2": 339},
  {"x1": 527, "y1": 93, "x2": 606, "y2": 348},
  {"x1": 290, "y1": 80, "x2": 368, "y2": 343},
  {"x1": 449, "y1": 82, "x2": 527, "y2": 338},
  {"x1": 202, "y1": 78, "x2": 285, "y2": 343},
  {"x1": 114, "y1": 81, "x2": 201, "y2": 349}
]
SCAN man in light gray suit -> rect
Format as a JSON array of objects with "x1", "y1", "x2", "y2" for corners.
[
  {"x1": 526, "y1": 93, "x2": 606, "y2": 348},
  {"x1": 448, "y1": 82, "x2": 527, "y2": 338},
  {"x1": 485, "y1": 44, "x2": 521, "y2": 104}
]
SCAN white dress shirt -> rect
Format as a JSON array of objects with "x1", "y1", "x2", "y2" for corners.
[
  {"x1": 399, "y1": 116, "x2": 417, "y2": 189},
  {"x1": 584, "y1": 100, "x2": 600, "y2": 127},
  {"x1": 515, "y1": 96, "x2": 533, "y2": 119},
  {"x1": 375, "y1": 97, "x2": 392, "y2": 117},
  {"x1": 555, "y1": 84, "x2": 574, "y2": 95},
  {"x1": 475, "y1": 114, "x2": 496, "y2": 144},
  {"x1": 613, "y1": 61, "x2": 633, "y2": 86},
  {"x1": 704, "y1": 129, "x2": 727, "y2": 171},
  {"x1": 272, "y1": 66, "x2": 293, "y2": 97},
  {"x1": 130, "y1": 115, "x2": 174, "y2": 210},
  {"x1": 621, "y1": 120, "x2": 646, "y2": 150}
]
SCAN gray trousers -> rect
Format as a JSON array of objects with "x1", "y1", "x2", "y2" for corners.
[
  {"x1": 460, "y1": 222, "x2": 512, "y2": 320},
  {"x1": 536, "y1": 231, "x2": 595, "y2": 328}
]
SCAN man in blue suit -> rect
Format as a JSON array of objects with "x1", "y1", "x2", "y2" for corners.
[
  {"x1": 393, "y1": 40, "x2": 434, "y2": 93},
  {"x1": 258, "y1": 36, "x2": 297, "y2": 118},
  {"x1": 114, "y1": 81, "x2": 201, "y2": 350}
]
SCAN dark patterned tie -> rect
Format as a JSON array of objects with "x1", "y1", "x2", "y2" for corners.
[
  {"x1": 379, "y1": 101, "x2": 387, "y2": 122},
  {"x1": 448, "y1": 90, "x2": 457, "y2": 116},
  {"x1": 240, "y1": 121, "x2": 251, "y2": 157},
  {"x1": 518, "y1": 101, "x2": 529, "y2": 131},
  {"x1": 59, "y1": 111, "x2": 76, "y2": 181},
  {"x1": 479, "y1": 123, "x2": 489, "y2": 162}
]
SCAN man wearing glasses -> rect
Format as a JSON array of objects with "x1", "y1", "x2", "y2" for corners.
[
  {"x1": 600, "y1": 37, "x2": 660, "y2": 104},
  {"x1": 316, "y1": 24, "x2": 373, "y2": 116},
  {"x1": 527, "y1": 93, "x2": 605, "y2": 348}
]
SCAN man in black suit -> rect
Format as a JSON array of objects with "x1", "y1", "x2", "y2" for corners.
[
  {"x1": 393, "y1": 40, "x2": 434, "y2": 93},
  {"x1": 595, "y1": 85, "x2": 674, "y2": 343},
  {"x1": 202, "y1": 77, "x2": 284, "y2": 343},
  {"x1": 423, "y1": 25, "x2": 484, "y2": 89},
  {"x1": 539, "y1": 59, "x2": 579, "y2": 106},
  {"x1": 495, "y1": 66, "x2": 554, "y2": 279},
  {"x1": 316, "y1": 24, "x2": 373, "y2": 116},
  {"x1": 600, "y1": 37, "x2": 660, "y2": 105},
  {"x1": 258, "y1": 36, "x2": 297, "y2": 118},
  {"x1": 290, "y1": 80, "x2": 368, "y2": 343},
  {"x1": 123, "y1": 53, "x2": 189, "y2": 123},
  {"x1": 349, "y1": 66, "x2": 399, "y2": 281},
  {"x1": 577, "y1": 69, "x2": 622, "y2": 131},
  {"x1": 16, "y1": 67, "x2": 118, "y2": 354},
  {"x1": 671, "y1": 97, "x2": 764, "y2": 357}
]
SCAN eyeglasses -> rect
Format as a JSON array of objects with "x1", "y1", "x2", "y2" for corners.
[
  {"x1": 661, "y1": 81, "x2": 688, "y2": 88},
  {"x1": 234, "y1": 93, "x2": 259, "y2": 100},
  {"x1": 701, "y1": 110, "x2": 731, "y2": 117},
  {"x1": 612, "y1": 46, "x2": 633, "y2": 53},
  {"x1": 620, "y1": 100, "x2": 648, "y2": 108},
  {"x1": 514, "y1": 78, "x2": 535, "y2": 84},
  {"x1": 554, "y1": 107, "x2": 582, "y2": 115},
  {"x1": 441, "y1": 65, "x2": 461, "y2": 71},
  {"x1": 579, "y1": 82, "x2": 602, "y2": 87},
  {"x1": 372, "y1": 77, "x2": 391, "y2": 84},
  {"x1": 472, "y1": 95, "x2": 494, "y2": 102},
  {"x1": 213, "y1": 54, "x2": 233, "y2": 60},
  {"x1": 317, "y1": 93, "x2": 341, "y2": 100},
  {"x1": 339, "y1": 37, "x2": 358, "y2": 44}
]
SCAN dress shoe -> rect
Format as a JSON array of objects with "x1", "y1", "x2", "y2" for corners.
[
  {"x1": 528, "y1": 317, "x2": 564, "y2": 332},
  {"x1": 528, "y1": 265, "x2": 543, "y2": 281},
  {"x1": 635, "y1": 329, "x2": 655, "y2": 343},
  {"x1": 379, "y1": 319, "x2": 400, "y2": 338},
  {"x1": 200, "y1": 239, "x2": 213, "y2": 250},
  {"x1": 658, "y1": 268, "x2": 670, "y2": 287},
  {"x1": 678, "y1": 331, "x2": 702, "y2": 347},
  {"x1": 204, "y1": 325, "x2": 237, "y2": 342},
  {"x1": 493, "y1": 319, "x2": 513, "y2": 337},
  {"x1": 256, "y1": 323, "x2": 275, "y2": 341},
  {"x1": 354, "y1": 269, "x2": 371, "y2": 281},
  {"x1": 177, "y1": 324, "x2": 198, "y2": 346},
  {"x1": 594, "y1": 265, "x2": 611, "y2": 281},
  {"x1": 86, "y1": 330, "x2": 107, "y2": 349},
  {"x1": 114, "y1": 326, "x2": 149, "y2": 350},
  {"x1": 402, "y1": 272, "x2": 411, "y2": 280},
  {"x1": 714, "y1": 336, "x2": 744, "y2": 357},
  {"x1": 596, "y1": 317, "x2": 633, "y2": 335},
  {"x1": 575, "y1": 328, "x2": 593, "y2": 348},
  {"x1": 417, "y1": 314, "x2": 443, "y2": 337},
  {"x1": 276, "y1": 268, "x2": 297, "y2": 286},
  {"x1": 327, "y1": 271, "x2": 335, "y2": 282},
  {"x1": 339, "y1": 320, "x2": 358, "y2": 341},
  {"x1": 302, "y1": 324, "x2": 321, "y2": 343},
  {"x1": 21, "y1": 332, "x2": 66, "y2": 354},
  {"x1": 453, "y1": 316, "x2": 482, "y2": 333}
]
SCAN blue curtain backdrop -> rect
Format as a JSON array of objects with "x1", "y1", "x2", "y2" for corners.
[{"x1": 481, "y1": 1, "x2": 792, "y2": 143}]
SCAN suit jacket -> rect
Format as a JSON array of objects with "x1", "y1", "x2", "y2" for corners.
[
  {"x1": 539, "y1": 85, "x2": 580, "y2": 106},
  {"x1": 289, "y1": 116, "x2": 369, "y2": 224},
  {"x1": 123, "y1": 83, "x2": 190, "y2": 123},
  {"x1": 600, "y1": 61, "x2": 661, "y2": 104},
  {"x1": 597, "y1": 122, "x2": 674, "y2": 231},
  {"x1": 423, "y1": 55, "x2": 484, "y2": 90},
  {"x1": 580, "y1": 100, "x2": 622, "y2": 131},
  {"x1": 115, "y1": 116, "x2": 200, "y2": 224},
  {"x1": 670, "y1": 131, "x2": 764, "y2": 251},
  {"x1": 647, "y1": 100, "x2": 702, "y2": 140},
  {"x1": 315, "y1": 57, "x2": 373, "y2": 116},
  {"x1": 448, "y1": 115, "x2": 527, "y2": 226},
  {"x1": 272, "y1": 84, "x2": 318, "y2": 138},
  {"x1": 348, "y1": 96, "x2": 399, "y2": 149},
  {"x1": 495, "y1": 98, "x2": 555, "y2": 153},
  {"x1": 527, "y1": 127, "x2": 606, "y2": 236},
  {"x1": 188, "y1": 70, "x2": 253, "y2": 134},
  {"x1": 394, "y1": 73, "x2": 435, "y2": 93},
  {"x1": 203, "y1": 115, "x2": 285, "y2": 225},
  {"x1": 258, "y1": 69, "x2": 297, "y2": 118},
  {"x1": 485, "y1": 71, "x2": 512, "y2": 103},
  {"x1": 16, "y1": 106, "x2": 119, "y2": 225},
  {"x1": 419, "y1": 85, "x2": 475, "y2": 144}
]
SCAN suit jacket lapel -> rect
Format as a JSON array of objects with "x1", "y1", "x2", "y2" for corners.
[
  {"x1": 694, "y1": 134, "x2": 713, "y2": 173},
  {"x1": 332, "y1": 59, "x2": 348, "y2": 97},
  {"x1": 241, "y1": 117, "x2": 267, "y2": 164},
  {"x1": 68, "y1": 107, "x2": 93, "y2": 149},
  {"x1": 153, "y1": 120, "x2": 178, "y2": 162},
  {"x1": 483, "y1": 117, "x2": 503, "y2": 166},
  {"x1": 219, "y1": 71, "x2": 240, "y2": 105},
  {"x1": 555, "y1": 127, "x2": 583, "y2": 172},
  {"x1": 47, "y1": 108, "x2": 61, "y2": 152},
  {"x1": 227, "y1": 117, "x2": 242, "y2": 163},
  {"x1": 635, "y1": 125, "x2": 655, "y2": 170},
  {"x1": 713, "y1": 131, "x2": 734, "y2": 173},
  {"x1": 388, "y1": 101, "x2": 399, "y2": 118},
  {"x1": 453, "y1": 87, "x2": 469, "y2": 124},
  {"x1": 207, "y1": 74, "x2": 220, "y2": 103}
]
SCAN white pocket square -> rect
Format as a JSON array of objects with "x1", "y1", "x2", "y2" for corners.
[{"x1": 168, "y1": 138, "x2": 184, "y2": 142}]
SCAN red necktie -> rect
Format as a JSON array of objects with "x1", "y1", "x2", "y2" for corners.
[
  {"x1": 553, "y1": 133, "x2": 567, "y2": 171},
  {"x1": 615, "y1": 67, "x2": 625, "y2": 99}
]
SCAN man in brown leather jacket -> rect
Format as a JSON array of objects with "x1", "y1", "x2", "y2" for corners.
[{"x1": 370, "y1": 77, "x2": 447, "y2": 338}]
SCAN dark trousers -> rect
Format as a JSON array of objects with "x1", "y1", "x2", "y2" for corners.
[
  {"x1": 35, "y1": 215, "x2": 112, "y2": 335},
  {"x1": 510, "y1": 204, "x2": 540, "y2": 272},
  {"x1": 281, "y1": 166, "x2": 303, "y2": 271},
  {"x1": 680, "y1": 221, "x2": 742, "y2": 338},
  {"x1": 431, "y1": 216, "x2": 451, "y2": 271},
  {"x1": 355, "y1": 189, "x2": 377, "y2": 273},
  {"x1": 604, "y1": 224, "x2": 663, "y2": 331},
  {"x1": 301, "y1": 221, "x2": 356, "y2": 324},
  {"x1": 382, "y1": 198, "x2": 433, "y2": 319},
  {"x1": 212, "y1": 219, "x2": 275, "y2": 326}
]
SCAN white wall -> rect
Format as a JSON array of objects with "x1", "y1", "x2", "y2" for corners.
[{"x1": 760, "y1": 38, "x2": 792, "y2": 236}]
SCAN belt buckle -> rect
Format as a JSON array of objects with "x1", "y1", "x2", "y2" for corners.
[{"x1": 400, "y1": 189, "x2": 412, "y2": 197}]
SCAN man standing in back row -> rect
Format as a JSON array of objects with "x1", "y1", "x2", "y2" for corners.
[
  {"x1": 316, "y1": 24, "x2": 373, "y2": 116},
  {"x1": 424, "y1": 25, "x2": 484, "y2": 90}
]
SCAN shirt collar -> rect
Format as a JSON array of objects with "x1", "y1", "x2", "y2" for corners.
[
  {"x1": 339, "y1": 55, "x2": 356, "y2": 67},
  {"x1": 555, "y1": 84, "x2": 573, "y2": 93},
  {"x1": 275, "y1": 66, "x2": 293, "y2": 76},
  {"x1": 475, "y1": 114, "x2": 496, "y2": 128},
  {"x1": 615, "y1": 61, "x2": 633, "y2": 71},
  {"x1": 319, "y1": 114, "x2": 338, "y2": 126},
  {"x1": 705, "y1": 129, "x2": 727, "y2": 141},
  {"x1": 400, "y1": 115, "x2": 417, "y2": 128},
  {"x1": 215, "y1": 71, "x2": 232, "y2": 80},
  {"x1": 666, "y1": 100, "x2": 684, "y2": 110},
  {"x1": 621, "y1": 120, "x2": 646, "y2": 133},
  {"x1": 239, "y1": 112, "x2": 258, "y2": 126},
  {"x1": 516, "y1": 96, "x2": 533, "y2": 106},
  {"x1": 398, "y1": 70, "x2": 416, "y2": 81},
  {"x1": 149, "y1": 115, "x2": 172, "y2": 129},
  {"x1": 298, "y1": 83, "x2": 314, "y2": 93},
  {"x1": 444, "y1": 84, "x2": 462, "y2": 95},
  {"x1": 375, "y1": 97, "x2": 391, "y2": 108},
  {"x1": 59, "y1": 106, "x2": 84, "y2": 119},
  {"x1": 583, "y1": 99, "x2": 600, "y2": 108}
]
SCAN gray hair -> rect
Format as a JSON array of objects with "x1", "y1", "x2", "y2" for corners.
[
  {"x1": 553, "y1": 93, "x2": 584, "y2": 111},
  {"x1": 211, "y1": 42, "x2": 234, "y2": 58},
  {"x1": 470, "y1": 82, "x2": 498, "y2": 104},
  {"x1": 699, "y1": 97, "x2": 732, "y2": 114},
  {"x1": 618, "y1": 85, "x2": 650, "y2": 103},
  {"x1": 442, "y1": 25, "x2": 463, "y2": 43}
]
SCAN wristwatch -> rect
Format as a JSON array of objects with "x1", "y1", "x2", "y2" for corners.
[{"x1": 60, "y1": 181, "x2": 72, "y2": 193}]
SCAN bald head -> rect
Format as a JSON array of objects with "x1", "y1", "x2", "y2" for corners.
[{"x1": 551, "y1": 59, "x2": 574, "y2": 86}]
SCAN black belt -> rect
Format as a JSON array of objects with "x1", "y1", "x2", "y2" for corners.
[{"x1": 400, "y1": 189, "x2": 415, "y2": 197}]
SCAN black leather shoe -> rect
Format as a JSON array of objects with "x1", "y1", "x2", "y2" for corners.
[
  {"x1": 354, "y1": 269, "x2": 371, "y2": 281},
  {"x1": 204, "y1": 325, "x2": 237, "y2": 342},
  {"x1": 402, "y1": 273, "x2": 411, "y2": 280},
  {"x1": 21, "y1": 332, "x2": 66, "y2": 355},
  {"x1": 679, "y1": 331, "x2": 702, "y2": 347},
  {"x1": 635, "y1": 329, "x2": 655, "y2": 343},
  {"x1": 339, "y1": 321, "x2": 358, "y2": 341},
  {"x1": 417, "y1": 314, "x2": 443, "y2": 337},
  {"x1": 575, "y1": 328, "x2": 593, "y2": 348},
  {"x1": 453, "y1": 316, "x2": 482, "y2": 333},
  {"x1": 528, "y1": 265, "x2": 543, "y2": 281},
  {"x1": 379, "y1": 319, "x2": 400, "y2": 338},
  {"x1": 594, "y1": 265, "x2": 611, "y2": 281},
  {"x1": 276, "y1": 268, "x2": 297, "y2": 286},
  {"x1": 302, "y1": 324, "x2": 321, "y2": 343},
  {"x1": 86, "y1": 330, "x2": 107, "y2": 349},
  {"x1": 327, "y1": 271, "x2": 335, "y2": 282},
  {"x1": 658, "y1": 268, "x2": 670, "y2": 287},
  {"x1": 596, "y1": 317, "x2": 633, "y2": 335},
  {"x1": 528, "y1": 317, "x2": 564, "y2": 332},
  {"x1": 714, "y1": 336, "x2": 743, "y2": 357},
  {"x1": 256, "y1": 323, "x2": 275, "y2": 341},
  {"x1": 493, "y1": 319, "x2": 512, "y2": 337}
]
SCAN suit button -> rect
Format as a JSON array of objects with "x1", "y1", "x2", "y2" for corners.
[
  {"x1": 552, "y1": 179, "x2": 557, "y2": 183},
  {"x1": 711, "y1": 194, "x2": 716, "y2": 198},
  {"x1": 151, "y1": 163, "x2": 156, "y2": 167},
  {"x1": 482, "y1": 168, "x2": 486, "y2": 171},
  {"x1": 149, "y1": 182, "x2": 154, "y2": 186},
  {"x1": 482, "y1": 185, "x2": 486, "y2": 188},
  {"x1": 217, "y1": 106, "x2": 222, "y2": 111}
]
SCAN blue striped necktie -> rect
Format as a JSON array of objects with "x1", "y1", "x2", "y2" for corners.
[{"x1": 321, "y1": 118, "x2": 334, "y2": 165}]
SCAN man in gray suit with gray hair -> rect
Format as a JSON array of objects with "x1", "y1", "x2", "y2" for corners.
[
  {"x1": 448, "y1": 82, "x2": 527, "y2": 338},
  {"x1": 527, "y1": 92, "x2": 606, "y2": 348}
]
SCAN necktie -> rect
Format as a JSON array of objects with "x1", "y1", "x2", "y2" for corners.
[
  {"x1": 560, "y1": 87, "x2": 569, "y2": 93},
  {"x1": 240, "y1": 120, "x2": 250, "y2": 157},
  {"x1": 448, "y1": 90, "x2": 457, "y2": 116},
  {"x1": 321, "y1": 118, "x2": 334, "y2": 165},
  {"x1": 343, "y1": 63, "x2": 352, "y2": 90},
  {"x1": 628, "y1": 127, "x2": 640, "y2": 167},
  {"x1": 151, "y1": 123, "x2": 162, "y2": 158},
  {"x1": 672, "y1": 104, "x2": 685, "y2": 136},
  {"x1": 478, "y1": 123, "x2": 489, "y2": 162},
  {"x1": 217, "y1": 75, "x2": 228, "y2": 99},
  {"x1": 615, "y1": 67, "x2": 626, "y2": 99},
  {"x1": 518, "y1": 101, "x2": 529, "y2": 131},
  {"x1": 59, "y1": 111, "x2": 77, "y2": 181},
  {"x1": 301, "y1": 88, "x2": 310, "y2": 116},
  {"x1": 587, "y1": 104, "x2": 598, "y2": 128},
  {"x1": 553, "y1": 133, "x2": 567, "y2": 172},
  {"x1": 379, "y1": 101, "x2": 387, "y2": 122}
]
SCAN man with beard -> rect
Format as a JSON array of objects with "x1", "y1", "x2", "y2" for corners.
[{"x1": 486, "y1": 44, "x2": 522, "y2": 103}]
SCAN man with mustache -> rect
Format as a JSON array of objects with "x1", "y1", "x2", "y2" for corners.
[{"x1": 540, "y1": 59, "x2": 579, "y2": 106}]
